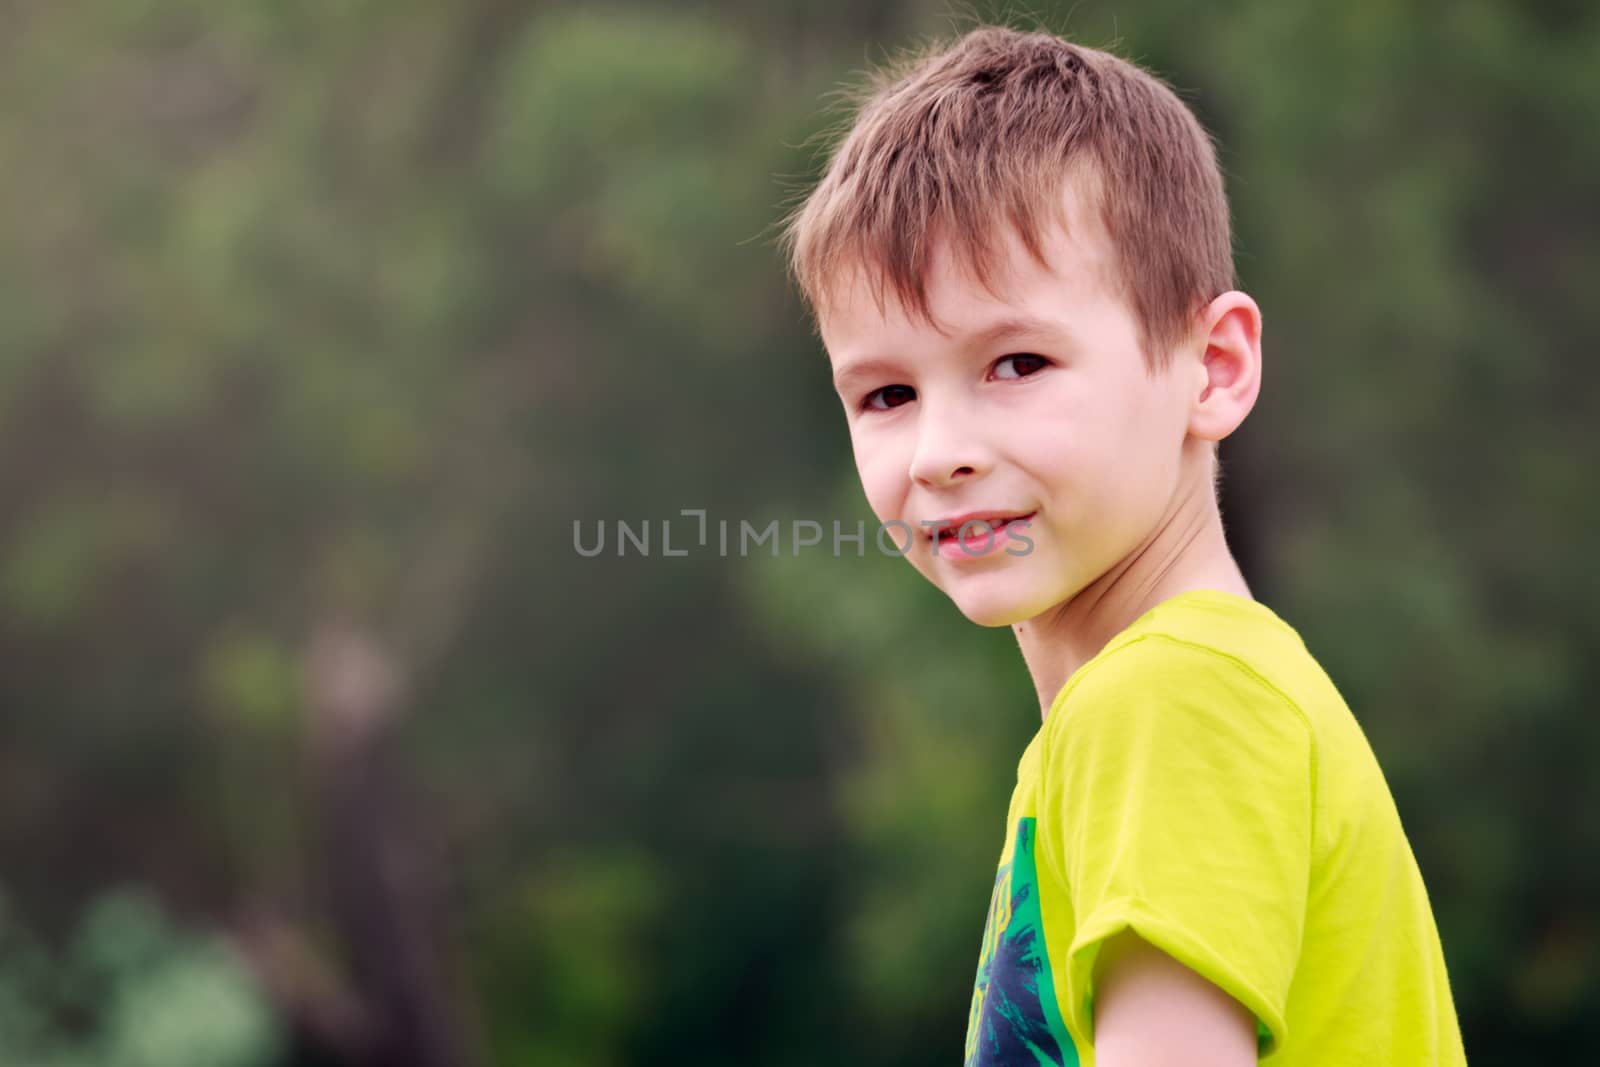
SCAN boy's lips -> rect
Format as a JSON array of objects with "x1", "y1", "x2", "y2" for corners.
[
  {"x1": 924, "y1": 509, "x2": 1036, "y2": 540},
  {"x1": 924, "y1": 510, "x2": 1036, "y2": 561}
]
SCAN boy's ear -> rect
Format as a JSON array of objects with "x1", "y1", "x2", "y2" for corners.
[{"x1": 1187, "y1": 291, "x2": 1263, "y2": 443}]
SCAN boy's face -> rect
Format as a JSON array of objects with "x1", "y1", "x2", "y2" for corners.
[{"x1": 820, "y1": 186, "x2": 1204, "y2": 627}]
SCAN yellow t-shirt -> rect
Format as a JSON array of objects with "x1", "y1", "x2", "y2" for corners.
[{"x1": 964, "y1": 589, "x2": 1467, "y2": 1065}]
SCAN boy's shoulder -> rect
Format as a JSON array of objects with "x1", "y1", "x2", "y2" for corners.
[
  {"x1": 1046, "y1": 588, "x2": 1336, "y2": 751},
  {"x1": 1111, "y1": 588, "x2": 1308, "y2": 667},
  {"x1": 1041, "y1": 588, "x2": 1389, "y2": 828}
]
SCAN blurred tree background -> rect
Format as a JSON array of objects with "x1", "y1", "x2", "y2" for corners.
[{"x1": 0, "y1": 1, "x2": 1595, "y2": 1063}]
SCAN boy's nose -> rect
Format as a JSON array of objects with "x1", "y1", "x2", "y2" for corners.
[{"x1": 908, "y1": 408, "x2": 990, "y2": 488}]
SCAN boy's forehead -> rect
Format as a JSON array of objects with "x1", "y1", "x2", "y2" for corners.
[{"x1": 820, "y1": 184, "x2": 1121, "y2": 362}]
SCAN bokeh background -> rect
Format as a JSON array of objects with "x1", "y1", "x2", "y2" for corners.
[{"x1": 2, "y1": 1, "x2": 1596, "y2": 1064}]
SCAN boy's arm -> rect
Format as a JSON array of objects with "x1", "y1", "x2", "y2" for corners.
[{"x1": 1092, "y1": 929, "x2": 1259, "y2": 1067}]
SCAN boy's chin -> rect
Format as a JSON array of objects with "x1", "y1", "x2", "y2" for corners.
[{"x1": 942, "y1": 584, "x2": 1050, "y2": 628}]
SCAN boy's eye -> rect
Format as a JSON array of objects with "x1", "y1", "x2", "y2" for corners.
[
  {"x1": 857, "y1": 355, "x2": 1046, "y2": 411},
  {"x1": 992, "y1": 353, "x2": 1050, "y2": 379},
  {"x1": 862, "y1": 384, "x2": 916, "y2": 411}
]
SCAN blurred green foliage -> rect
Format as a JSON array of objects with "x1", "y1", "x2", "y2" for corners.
[
  {"x1": 0, "y1": 0, "x2": 1595, "y2": 1063},
  {"x1": 0, "y1": 888, "x2": 281, "y2": 1066}
]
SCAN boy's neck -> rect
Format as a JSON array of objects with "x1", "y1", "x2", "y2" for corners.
[{"x1": 1013, "y1": 452, "x2": 1251, "y2": 723}]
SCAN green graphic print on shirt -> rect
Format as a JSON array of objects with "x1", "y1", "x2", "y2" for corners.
[{"x1": 965, "y1": 817, "x2": 1080, "y2": 1066}]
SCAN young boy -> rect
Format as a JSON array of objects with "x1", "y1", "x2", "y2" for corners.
[{"x1": 781, "y1": 26, "x2": 1467, "y2": 1066}]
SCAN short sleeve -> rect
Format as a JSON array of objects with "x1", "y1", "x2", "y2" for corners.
[{"x1": 1037, "y1": 634, "x2": 1315, "y2": 1056}]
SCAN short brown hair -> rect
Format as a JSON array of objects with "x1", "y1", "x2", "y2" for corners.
[{"x1": 781, "y1": 26, "x2": 1236, "y2": 371}]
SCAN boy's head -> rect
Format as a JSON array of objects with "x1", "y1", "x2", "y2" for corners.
[{"x1": 782, "y1": 27, "x2": 1263, "y2": 626}]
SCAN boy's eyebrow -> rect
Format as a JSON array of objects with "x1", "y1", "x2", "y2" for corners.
[
  {"x1": 831, "y1": 315, "x2": 1066, "y2": 394},
  {"x1": 964, "y1": 315, "x2": 1065, "y2": 349},
  {"x1": 832, "y1": 357, "x2": 903, "y2": 395}
]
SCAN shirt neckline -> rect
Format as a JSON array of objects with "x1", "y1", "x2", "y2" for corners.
[
  {"x1": 1131, "y1": 587, "x2": 1280, "y2": 628},
  {"x1": 1036, "y1": 588, "x2": 1288, "y2": 729}
]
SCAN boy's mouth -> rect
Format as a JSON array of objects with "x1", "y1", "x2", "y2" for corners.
[{"x1": 927, "y1": 511, "x2": 1036, "y2": 543}]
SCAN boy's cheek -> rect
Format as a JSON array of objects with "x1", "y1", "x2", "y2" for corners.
[{"x1": 852, "y1": 450, "x2": 911, "y2": 514}]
